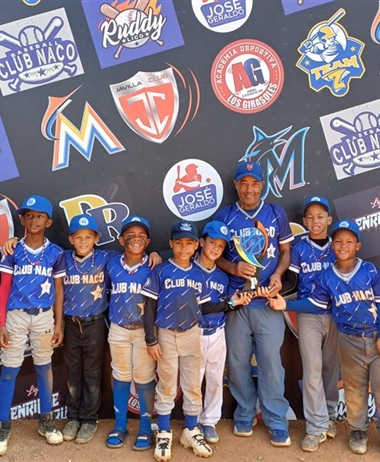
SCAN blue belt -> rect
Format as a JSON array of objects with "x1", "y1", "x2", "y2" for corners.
[
  {"x1": 23, "y1": 307, "x2": 51, "y2": 316},
  {"x1": 201, "y1": 326, "x2": 223, "y2": 336},
  {"x1": 346, "y1": 330, "x2": 378, "y2": 339}
]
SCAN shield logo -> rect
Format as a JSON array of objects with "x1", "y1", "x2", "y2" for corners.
[{"x1": 110, "y1": 67, "x2": 179, "y2": 144}]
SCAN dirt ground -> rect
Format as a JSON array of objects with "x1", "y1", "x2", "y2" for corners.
[{"x1": 3, "y1": 419, "x2": 380, "y2": 462}]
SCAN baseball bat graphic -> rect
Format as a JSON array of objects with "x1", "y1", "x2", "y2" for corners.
[
  {"x1": 302, "y1": 8, "x2": 346, "y2": 47},
  {"x1": 173, "y1": 165, "x2": 181, "y2": 193},
  {"x1": 43, "y1": 17, "x2": 64, "y2": 41},
  {"x1": 0, "y1": 31, "x2": 21, "y2": 48}
]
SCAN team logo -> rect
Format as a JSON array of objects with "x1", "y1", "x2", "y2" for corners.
[
  {"x1": 0, "y1": 195, "x2": 17, "y2": 248},
  {"x1": 79, "y1": 217, "x2": 90, "y2": 226},
  {"x1": 191, "y1": 0, "x2": 253, "y2": 33},
  {"x1": 163, "y1": 159, "x2": 223, "y2": 221},
  {"x1": 241, "y1": 125, "x2": 309, "y2": 199},
  {"x1": 41, "y1": 86, "x2": 125, "y2": 171},
  {"x1": 371, "y1": 0, "x2": 380, "y2": 44},
  {"x1": 110, "y1": 66, "x2": 200, "y2": 144},
  {"x1": 296, "y1": 8, "x2": 365, "y2": 97},
  {"x1": 60, "y1": 193, "x2": 130, "y2": 246},
  {"x1": 281, "y1": 0, "x2": 334, "y2": 15},
  {"x1": 211, "y1": 39, "x2": 284, "y2": 114},
  {"x1": 0, "y1": 8, "x2": 84, "y2": 96},
  {"x1": 22, "y1": 0, "x2": 41, "y2": 5},
  {"x1": 320, "y1": 99, "x2": 380, "y2": 180},
  {"x1": 81, "y1": 0, "x2": 184, "y2": 69},
  {"x1": 0, "y1": 117, "x2": 19, "y2": 183}
]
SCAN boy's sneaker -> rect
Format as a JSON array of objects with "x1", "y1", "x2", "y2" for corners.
[
  {"x1": 62, "y1": 420, "x2": 80, "y2": 441},
  {"x1": 201, "y1": 425, "x2": 219, "y2": 444},
  {"x1": 301, "y1": 432, "x2": 327, "y2": 452},
  {"x1": 154, "y1": 430, "x2": 172, "y2": 462},
  {"x1": 327, "y1": 420, "x2": 337, "y2": 439},
  {"x1": 233, "y1": 418, "x2": 257, "y2": 437},
  {"x1": 75, "y1": 423, "x2": 97, "y2": 444},
  {"x1": 349, "y1": 430, "x2": 368, "y2": 454},
  {"x1": 0, "y1": 421, "x2": 11, "y2": 456},
  {"x1": 180, "y1": 427, "x2": 213, "y2": 458},
  {"x1": 270, "y1": 429, "x2": 291, "y2": 447},
  {"x1": 38, "y1": 412, "x2": 63, "y2": 445}
]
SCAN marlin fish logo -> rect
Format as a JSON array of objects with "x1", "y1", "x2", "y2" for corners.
[{"x1": 240, "y1": 125, "x2": 309, "y2": 199}]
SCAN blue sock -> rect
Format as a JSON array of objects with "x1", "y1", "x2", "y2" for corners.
[
  {"x1": 137, "y1": 380, "x2": 155, "y2": 436},
  {"x1": 184, "y1": 414, "x2": 198, "y2": 430},
  {"x1": 0, "y1": 366, "x2": 20, "y2": 421},
  {"x1": 157, "y1": 414, "x2": 171, "y2": 432},
  {"x1": 113, "y1": 379, "x2": 131, "y2": 432},
  {"x1": 35, "y1": 363, "x2": 53, "y2": 414}
]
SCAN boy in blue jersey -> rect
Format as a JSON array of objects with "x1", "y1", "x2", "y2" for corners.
[
  {"x1": 261, "y1": 220, "x2": 380, "y2": 456},
  {"x1": 61, "y1": 214, "x2": 111, "y2": 444},
  {"x1": 195, "y1": 221, "x2": 236, "y2": 445},
  {"x1": 142, "y1": 220, "x2": 250, "y2": 462},
  {"x1": 0, "y1": 195, "x2": 65, "y2": 456},
  {"x1": 288, "y1": 196, "x2": 338, "y2": 452},
  {"x1": 105, "y1": 216, "x2": 158, "y2": 452}
]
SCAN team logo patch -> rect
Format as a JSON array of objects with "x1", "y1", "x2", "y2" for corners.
[
  {"x1": 320, "y1": 99, "x2": 380, "y2": 180},
  {"x1": 296, "y1": 8, "x2": 365, "y2": 97},
  {"x1": 163, "y1": 159, "x2": 223, "y2": 221},
  {"x1": 0, "y1": 8, "x2": 84, "y2": 96},
  {"x1": 281, "y1": 0, "x2": 334, "y2": 16},
  {"x1": 22, "y1": 0, "x2": 41, "y2": 5},
  {"x1": 334, "y1": 185, "x2": 380, "y2": 260},
  {"x1": 191, "y1": 0, "x2": 253, "y2": 33},
  {"x1": 79, "y1": 217, "x2": 90, "y2": 226},
  {"x1": 220, "y1": 226, "x2": 228, "y2": 235},
  {"x1": 81, "y1": 0, "x2": 184, "y2": 69},
  {"x1": 241, "y1": 125, "x2": 309, "y2": 199},
  {"x1": 211, "y1": 39, "x2": 284, "y2": 114},
  {"x1": 0, "y1": 117, "x2": 19, "y2": 183}
]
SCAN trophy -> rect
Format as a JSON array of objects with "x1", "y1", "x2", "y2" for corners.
[{"x1": 233, "y1": 221, "x2": 268, "y2": 293}]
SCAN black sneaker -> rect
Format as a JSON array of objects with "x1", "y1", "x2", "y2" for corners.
[
  {"x1": 38, "y1": 412, "x2": 63, "y2": 445},
  {"x1": 349, "y1": 430, "x2": 368, "y2": 454}
]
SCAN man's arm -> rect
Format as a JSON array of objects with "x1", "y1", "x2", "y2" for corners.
[
  {"x1": 216, "y1": 256, "x2": 256, "y2": 280},
  {"x1": 268, "y1": 241, "x2": 291, "y2": 297}
]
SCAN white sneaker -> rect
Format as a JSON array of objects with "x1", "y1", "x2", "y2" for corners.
[
  {"x1": 38, "y1": 412, "x2": 63, "y2": 445},
  {"x1": 180, "y1": 427, "x2": 213, "y2": 458},
  {"x1": 0, "y1": 422, "x2": 11, "y2": 456},
  {"x1": 154, "y1": 430, "x2": 172, "y2": 461}
]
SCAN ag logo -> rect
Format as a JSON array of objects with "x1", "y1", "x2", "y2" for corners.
[
  {"x1": 191, "y1": 0, "x2": 253, "y2": 33},
  {"x1": 110, "y1": 66, "x2": 200, "y2": 144},
  {"x1": 296, "y1": 8, "x2": 365, "y2": 97},
  {"x1": 163, "y1": 159, "x2": 223, "y2": 221},
  {"x1": 211, "y1": 39, "x2": 284, "y2": 114}
]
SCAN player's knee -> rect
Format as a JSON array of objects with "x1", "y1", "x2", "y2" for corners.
[
  {"x1": 1, "y1": 366, "x2": 21, "y2": 381},
  {"x1": 34, "y1": 363, "x2": 52, "y2": 377}
]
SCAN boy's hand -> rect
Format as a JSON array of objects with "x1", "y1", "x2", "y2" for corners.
[
  {"x1": 255, "y1": 287, "x2": 286, "y2": 311},
  {"x1": 268, "y1": 273, "x2": 282, "y2": 297},
  {"x1": 147, "y1": 343, "x2": 162, "y2": 361},
  {"x1": 1, "y1": 238, "x2": 18, "y2": 257},
  {"x1": 231, "y1": 290, "x2": 253, "y2": 306},
  {"x1": 234, "y1": 262, "x2": 257, "y2": 280},
  {"x1": 148, "y1": 252, "x2": 162, "y2": 269},
  {"x1": 376, "y1": 337, "x2": 380, "y2": 355},
  {"x1": 255, "y1": 286, "x2": 271, "y2": 298},
  {"x1": 52, "y1": 323, "x2": 64, "y2": 346},
  {"x1": 0, "y1": 327, "x2": 10, "y2": 348}
]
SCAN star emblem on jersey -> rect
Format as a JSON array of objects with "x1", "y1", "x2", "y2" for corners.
[
  {"x1": 266, "y1": 243, "x2": 276, "y2": 259},
  {"x1": 90, "y1": 284, "x2": 102, "y2": 301},
  {"x1": 40, "y1": 278, "x2": 51, "y2": 295}
]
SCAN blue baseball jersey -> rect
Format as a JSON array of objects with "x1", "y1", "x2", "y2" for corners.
[
  {"x1": 141, "y1": 259, "x2": 211, "y2": 331},
  {"x1": 306, "y1": 259, "x2": 380, "y2": 335},
  {"x1": 214, "y1": 200, "x2": 293, "y2": 307},
  {"x1": 63, "y1": 249, "x2": 114, "y2": 317},
  {"x1": 194, "y1": 260, "x2": 228, "y2": 330},
  {"x1": 0, "y1": 238, "x2": 65, "y2": 310},
  {"x1": 107, "y1": 253, "x2": 151, "y2": 326},
  {"x1": 289, "y1": 236, "x2": 336, "y2": 314}
]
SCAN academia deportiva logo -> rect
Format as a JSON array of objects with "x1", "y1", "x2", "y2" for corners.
[{"x1": 211, "y1": 39, "x2": 284, "y2": 114}]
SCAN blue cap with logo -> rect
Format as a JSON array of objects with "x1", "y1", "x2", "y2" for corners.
[
  {"x1": 69, "y1": 214, "x2": 99, "y2": 235},
  {"x1": 171, "y1": 221, "x2": 199, "y2": 241},
  {"x1": 235, "y1": 161, "x2": 264, "y2": 182},
  {"x1": 120, "y1": 215, "x2": 151, "y2": 237},
  {"x1": 303, "y1": 196, "x2": 331, "y2": 215},
  {"x1": 330, "y1": 219, "x2": 361, "y2": 242},
  {"x1": 201, "y1": 220, "x2": 231, "y2": 244},
  {"x1": 16, "y1": 195, "x2": 53, "y2": 219}
]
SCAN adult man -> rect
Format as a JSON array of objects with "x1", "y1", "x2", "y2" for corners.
[{"x1": 214, "y1": 161, "x2": 293, "y2": 447}]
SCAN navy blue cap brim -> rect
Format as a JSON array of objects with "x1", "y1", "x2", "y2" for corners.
[
  {"x1": 120, "y1": 223, "x2": 150, "y2": 237},
  {"x1": 171, "y1": 232, "x2": 199, "y2": 241}
]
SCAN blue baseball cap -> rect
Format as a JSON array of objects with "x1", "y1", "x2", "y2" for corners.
[
  {"x1": 201, "y1": 220, "x2": 231, "y2": 244},
  {"x1": 303, "y1": 196, "x2": 331, "y2": 215},
  {"x1": 235, "y1": 162, "x2": 264, "y2": 182},
  {"x1": 171, "y1": 221, "x2": 199, "y2": 241},
  {"x1": 69, "y1": 214, "x2": 99, "y2": 235},
  {"x1": 330, "y1": 219, "x2": 361, "y2": 242},
  {"x1": 120, "y1": 215, "x2": 150, "y2": 237},
  {"x1": 16, "y1": 195, "x2": 53, "y2": 218}
]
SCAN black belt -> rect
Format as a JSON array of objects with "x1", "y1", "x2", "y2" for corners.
[
  {"x1": 201, "y1": 326, "x2": 223, "y2": 336},
  {"x1": 347, "y1": 330, "x2": 378, "y2": 339},
  {"x1": 120, "y1": 324, "x2": 143, "y2": 330},
  {"x1": 23, "y1": 307, "x2": 51, "y2": 315},
  {"x1": 65, "y1": 313, "x2": 103, "y2": 324}
]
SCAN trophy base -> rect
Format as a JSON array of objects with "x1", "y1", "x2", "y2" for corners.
[{"x1": 238, "y1": 277, "x2": 259, "y2": 294}]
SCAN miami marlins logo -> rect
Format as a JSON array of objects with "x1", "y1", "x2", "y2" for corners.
[
  {"x1": 297, "y1": 8, "x2": 365, "y2": 97},
  {"x1": 41, "y1": 86, "x2": 125, "y2": 171},
  {"x1": 241, "y1": 125, "x2": 309, "y2": 199},
  {"x1": 110, "y1": 65, "x2": 199, "y2": 144}
]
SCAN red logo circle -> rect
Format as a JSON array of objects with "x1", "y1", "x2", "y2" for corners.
[{"x1": 211, "y1": 39, "x2": 284, "y2": 114}]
